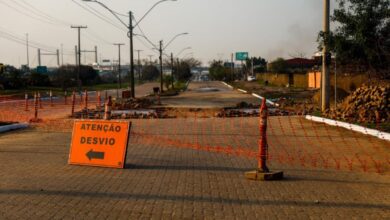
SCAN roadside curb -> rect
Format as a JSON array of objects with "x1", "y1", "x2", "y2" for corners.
[
  {"x1": 221, "y1": 81, "x2": 279, "y2": 106},
  {"x1": 251, "y1": 93, "x2": 279, "y2": 107},
  {"x1": 305, "y1": 115, "x2": 390, "y2": 141},
  {"x1": 221, "y1": 82, "x2": 233, "y2": 89},
  {"x1": 0, "y1": 123, "x2": 29, "y2": 133}
]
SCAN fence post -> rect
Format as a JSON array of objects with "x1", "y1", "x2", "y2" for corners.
[
  {"x1": 97, "y1": 91, "x2": 101, "y2": 111},
  {"x1": 50, "y1": 90, "x2": 53, "y2": 107},
  {"x1": 64, "y1": 91, "x2": 68, "y2": 105},
  {"x1": 38, "y1": 92, "x2": 42, "y2": 109},
  {"x1": 34, "y1": 93, "x2": 38, "y2": 121},
  {"x1": 258, "y1": 98, "x2": 269, "y2": 172},
  {"x1": 245, "y1": 98, "x2": 283, "y2": 181},
  {"x1": 25, "y1": 93, "x2": 28, "y2": 111},
  {"x1": 71, "y1": 91, "x2": 76, "y2": 117},
  {"x1": 104, "y1": 96, "x2": 112, "y2": 120},
  {"x1": 84, "y1": 90, "x2": 88, "y2": 111}
]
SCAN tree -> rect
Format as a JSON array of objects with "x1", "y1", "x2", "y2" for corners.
[
  {"x1": 268, "y1": 58, "x2": 288, "y2": 73},
  {"x1": 26, "y1": 72, "x2": 51, "y2": 87},
  {"x1": 209, "y1": 60, "x2": 229, "y2": 80},
  {"x1": 175, "y1": 60, "x2": 192, "y2": 81},
  {"x1": 141, "y1": 65, "x2": 159, "y2": 81},
  {"x1": 51, "y1": 65, "x2": 100, "y2": 90},
  {"x1": 318, "y1": 0, "x2": 389, "y2": 78},
  {"x1": 0, "y1": 65, "x2": 25, "y2": 89},
  {"x1": 245, "y1": 57, "x2": 268, "y2": 73}
]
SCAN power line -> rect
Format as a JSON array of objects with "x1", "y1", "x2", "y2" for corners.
[
  {"x1": 0, "y1": 0, "x2": 57, "y2": 26},
  {"x1": 71, "y1": 0, "x2": 127, "y2": 32}
]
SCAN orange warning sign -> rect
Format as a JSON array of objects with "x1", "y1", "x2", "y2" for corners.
[{"x1": 68, "y1": 120, "x2": 131, "y2": 168}]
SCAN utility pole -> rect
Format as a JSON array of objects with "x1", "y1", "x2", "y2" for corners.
[
  {"x1": 75, "y1": 46, "x2": 78, "y2": 65},
  {"x1": 129, "y1": 11, "x2": 135, "y2": 98},
  {"x1": 148, "y1": 55, "x2": 153, "y2": 64},
  {"x1": 38, "y1": 49, "x2": 60, "y2": 67},
  {"x1": 171, "y1": 52, "x2": 174, "y2": 89},
  {"x1": 61, "y1": 44, "x2": 64, "y2": 66},
  {"x1": 231, "y1": 53, "x2": 234, "y2": 81},
  {"x1": 114, "y1": 43, "x2": 124, "y2": 89},
  {"x1": 136, "y1": 50, "x2": 143, "y2": 82},
  {"x1": 71, "y1": 25, "x2": 87, "y2": 91},
  {"x1": 159, "y1": 40, "x2": 164, "y2": 93},
  {"x1": 94, "y1": 46, "x2": 98, "y2": 63},
  {"x1": 251, "y1": 57, "x2": 254, "y2": 76},
  {"x1": 57, "y1": 49, "x2": 60, "y2": 66},
  {"x1": 321, "y1": 0, "x2": 330, "y2": 111},
  {"x1": 38, "y1": 49, "x2": 41, "y2": 66},
  {"x1": 26, "y1": 33, "x2": 29, "y2": 68}
]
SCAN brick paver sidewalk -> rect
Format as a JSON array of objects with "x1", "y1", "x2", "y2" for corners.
[{"x1": 0, "y1": 117, "x2": 389, "y2": 219}]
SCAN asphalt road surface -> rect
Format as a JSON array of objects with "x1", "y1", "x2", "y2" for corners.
[{"x1": 161, "y1": 81, "x2": 260, "y2": 108}]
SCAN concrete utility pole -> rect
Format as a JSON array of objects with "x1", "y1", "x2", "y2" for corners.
[
  {"x1": 129, "y1": 11, "x2": 135, "y2": 98},
  {"x1": 38, "y1": 49, "x2": 60, "y2": 67},
  {"x1": 26, "y1": 33, "x2": 29, "y2": 68},
  {"x1": 231, "y1": 53, "x2": 234, "y2": 81},
  {"x1": 37, "y1": 49, "x2": 41, "y2": 66},
  {"x1": 94, "y1": 46, "x2": 98, "y2": 63},
  {"x1": 114, "y1": 43, "x2": 124, "y2": 89},
  {"x1": 75, "y1": 46, "x2": 78, "y2": 65},
  {"x1": 159, "y1": 40, "x2": 164, "y2": 93},
  {"x1": 321, "y1": 0, "x2": 330, "y2": 111},
  {"x1": 81, "y1": 46, "x2": 98, "y2": 64},
  {"x1": 148, "y1": 55, "x2": 153, "y2": 64},
  {"x1": 61, "y1": 44, "x2": 64, "y2": 66},
  {"x1": 171, "y1": 52, "x2": 174, "y2": 89},
  {"x1": 71, "y1": 25, "x2": 87, "y2": 91},
  {"x1": 136, "y1": 50, "x2": 143, "y2": 82}
]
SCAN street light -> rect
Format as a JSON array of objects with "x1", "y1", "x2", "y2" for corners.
[
  {"x1": 164, "y1": 32, "x2": 189, "y2": 50},
  {"x1": 176, "y1": 47, "x2": 192, "y2": 57},
  {"x1": 83, "y1": 0, "x2": 177, "y2": 98},
  {"x1": 158, "y1": 33, "x2": 189, "y2": 92}
]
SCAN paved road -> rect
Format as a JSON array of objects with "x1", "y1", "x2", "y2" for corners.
[{"x1": 161, "y1": 81, "x2": 260, "y2": 108}]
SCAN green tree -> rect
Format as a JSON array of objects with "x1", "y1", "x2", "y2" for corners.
[
  {"x1": 51, "y1": 65, "x2": 100, "y2": 90},
  {"x1": 26, "y1": 72, "x2": 51, "y2": 87},
  {"x1": 175, "y1": 60, "x2": 191, "y2": 81},
  {"x1": 268, "y1": 58, "x2": 288, "y2": 73},
  {"x1": 141, "y1": 65, "x2": 159, "y2": 81},
  {"x1": 245, "y1": 57, "x2": 268, "y2": 73},
  {"x1": 0, "y1": 65, "x2": 25, "y2": 89},
  {"x1": 209, "y1": 60, "x2": 228, "y2": 80},
  {"x1": 318, "y1": 0, "x2": 389, "y2": 78}
]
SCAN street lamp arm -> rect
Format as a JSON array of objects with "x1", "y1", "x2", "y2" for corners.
[
  {"x1": 134, "y1": 33, "x2": 159, "y2": 51},
  {"x1": 163, "y1": 32, "x2": 188, "y2": 50},
  {"x1": 134, "y1": 0, "x2": 177, "y2": 28},
  {"x1": 175, "y1": 47, "x2": 191, "y2": 57},
  {"x1": 82, "y1": 0, "x2": 128, "y2": 28}
]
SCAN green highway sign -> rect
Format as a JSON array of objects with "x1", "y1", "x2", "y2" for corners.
[
  {"x1": 36, "y1": 66, "x2": 48, "y2": 74},
  {"x1": 235, "y1": 52, "x2": 249, "y2": 61}
]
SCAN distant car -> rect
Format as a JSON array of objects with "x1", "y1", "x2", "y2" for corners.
[{"x1": 247, "y1": 76, "x2": 256, "y2": 82}]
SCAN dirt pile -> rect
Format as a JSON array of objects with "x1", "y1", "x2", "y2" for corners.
[
  {"x1": 113, "y1": 98, "x2": 154, "y2": 110},
  {"x1": 325, "y1": 84, "x2": 389, "y2": 122}
]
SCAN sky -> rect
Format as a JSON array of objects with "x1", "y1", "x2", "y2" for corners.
[{"x1": 0, "y1": 0, "x2": 337, "y2": 67}]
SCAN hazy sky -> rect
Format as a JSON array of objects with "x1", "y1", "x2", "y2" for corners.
[{"x1": 0, "y1": 0, "x2": 337, "y2": 67}]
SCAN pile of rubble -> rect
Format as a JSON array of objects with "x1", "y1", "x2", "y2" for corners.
[
  {"x1": 113, "y1": 98, "x2": 154, "y2": 110},
  {"x1": 325, "y1": 84, "x2": 389, "y2": 123}
]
